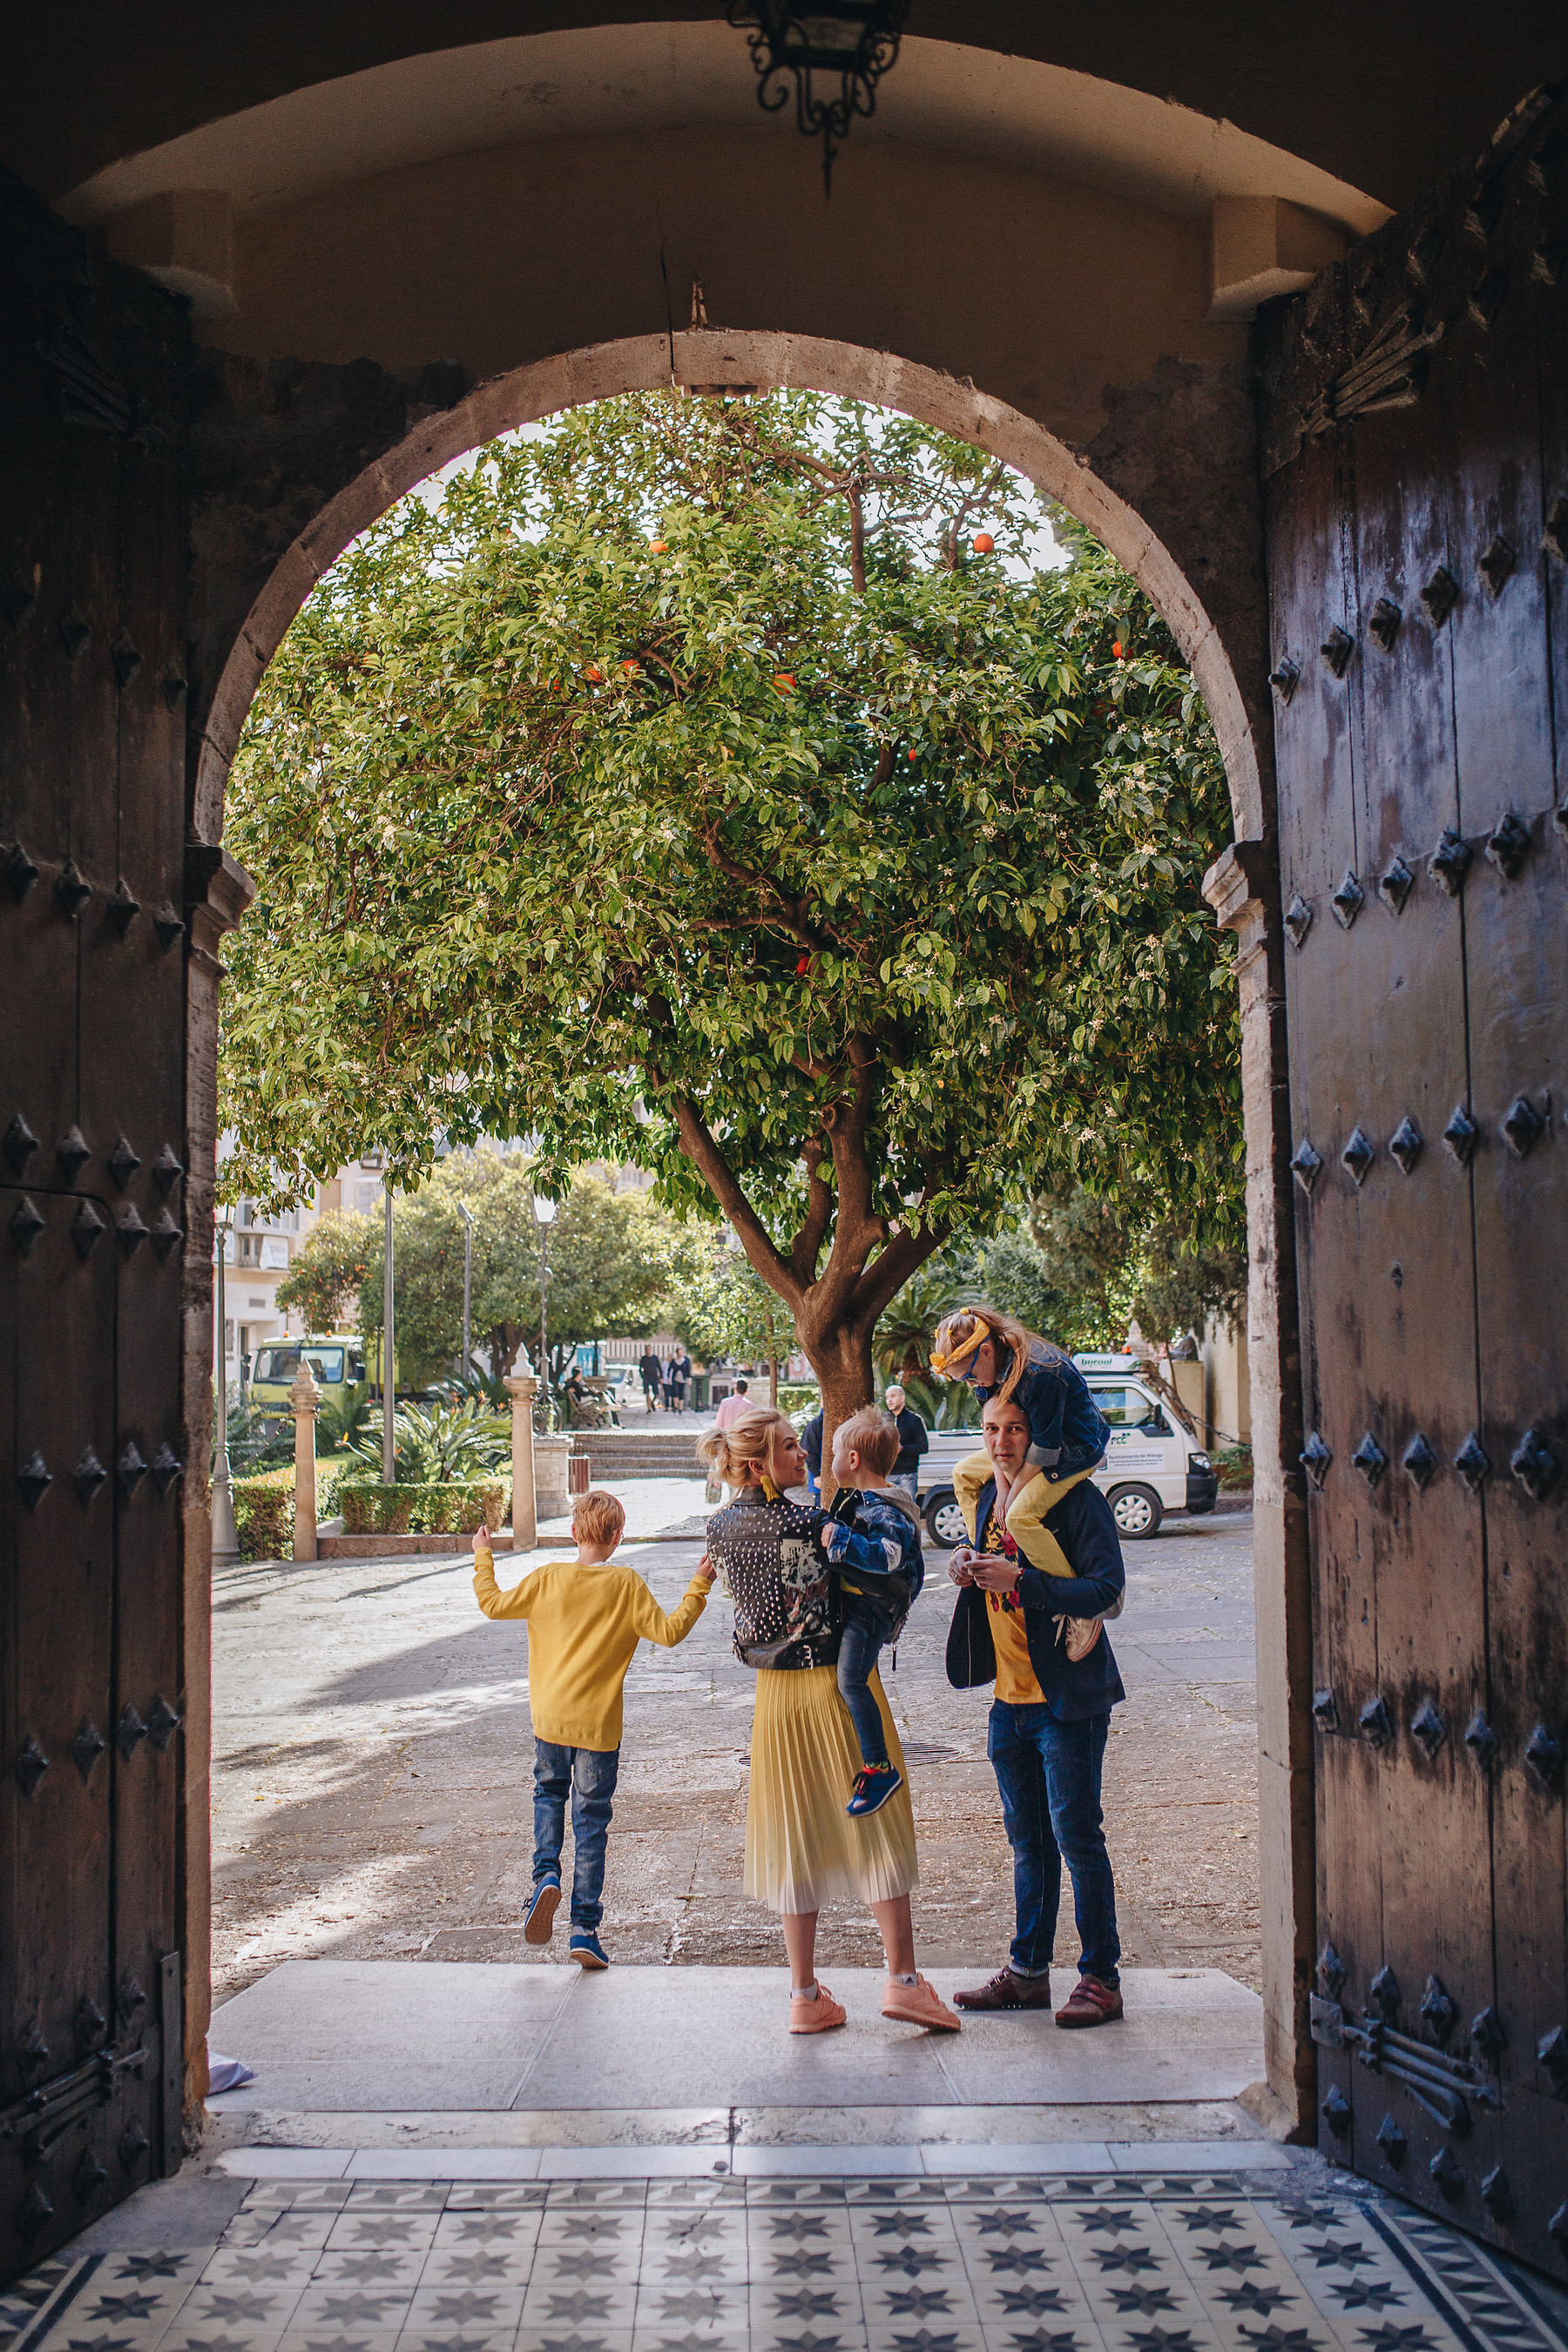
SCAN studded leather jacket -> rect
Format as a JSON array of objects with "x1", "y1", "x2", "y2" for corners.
[{"x1": 705, "y1": 1486, "x2": 842, "y2": 1671}]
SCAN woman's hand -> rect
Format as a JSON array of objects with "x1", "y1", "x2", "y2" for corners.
[{"x1": 695, "y1": 1552, "x2": 717, "y2": 1586}]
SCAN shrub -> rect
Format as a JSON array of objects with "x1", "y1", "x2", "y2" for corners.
[
  {"x1": 775, "y1": 1382, "x2": 821, "y2": 1415},
  {"x1": 1215, "y1": 1442, "x2": 1253, "y2": 1491},
  {"x1": 337, "y1": 1477, "x2": 508, "y2": 1536},
  {"x1": 232, "y1": 1468, "x2": 294, "y2": 1561}
]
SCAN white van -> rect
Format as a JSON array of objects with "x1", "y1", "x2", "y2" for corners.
[{"x1": 916, "y1": 1352, "x2": 1218, "y2": 1544}]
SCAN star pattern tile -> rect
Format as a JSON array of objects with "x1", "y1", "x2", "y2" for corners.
[{"x1": 6, "y1": 2170, "x2": 1542, "y2": 2352}]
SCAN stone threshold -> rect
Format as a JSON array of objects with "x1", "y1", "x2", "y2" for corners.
[
  {"x1": 218, "y1": 2099, "x2": 1266, "y2": 2152},
  {"x1": 213, "y1": 2136, "x2": 1299, "y2": 2183}
]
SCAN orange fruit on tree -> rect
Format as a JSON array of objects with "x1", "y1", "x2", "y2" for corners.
[
  {"x1": 650, "y1": 538, "x2": 668, "y2": 553},
  {"x1": 774, "y1": 672, "x2": 795, "y2": 693},
  {"x1": 972, "y1": 532, "x2": 995, "y2": 554},
  {"x1": 585, "y1": 665, "x2": 603, "y2": 683}
]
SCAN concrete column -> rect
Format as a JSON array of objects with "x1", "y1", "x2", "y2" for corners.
[
  {"x1": 289, "y1": 1363, "x2": 322, "y2": 1564},
  {"x1": 505, "y1": 1372, "x2": 538, "y2": 1551}
]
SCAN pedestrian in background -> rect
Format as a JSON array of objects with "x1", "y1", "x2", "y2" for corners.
[
  {"x1": 882, "y1": 1382, "x2": 929, "y2": 1509},
  {"x1": 670, "y1": 1348, "x2": 692, "y2": 1415},
  {"x1": 639, "y1": 1347, "x2": 663, "y2": 1412},
  {"x1": 715, "y1": 1376, "x2": 753, "y2": 1432},
  {"x1": 800, "y1": 1406, "x2": 824, "y2": 1502}
]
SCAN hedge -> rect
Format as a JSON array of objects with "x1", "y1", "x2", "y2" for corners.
[
  {"x1": 338, "y1": 1478, "x2": 508, "y2": 1536},
  {"x1": 232, "y1": 1468, "x2": 294, "y2": 1562}
]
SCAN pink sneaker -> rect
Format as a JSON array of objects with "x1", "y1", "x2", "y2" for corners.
[
  {"x1": 789, "y1": 1981, "x2": 848, "y2": 2035},
  {"x1": 882, "y1": 1975, "x2": 962, "y2": 2032}
]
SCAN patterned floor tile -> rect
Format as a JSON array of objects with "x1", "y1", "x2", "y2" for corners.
[{"x1": 9, "y1": 2167, "x2": 1568, "y2": 2352}]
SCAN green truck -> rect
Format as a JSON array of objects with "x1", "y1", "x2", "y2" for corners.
[{"x1": 247, "y1": 1334, "x2": 370, "y2": 1441}]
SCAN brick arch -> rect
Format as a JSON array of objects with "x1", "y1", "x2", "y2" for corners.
[{"x1": 193, "y1": 328, "x2": 1265, "y2": 849}]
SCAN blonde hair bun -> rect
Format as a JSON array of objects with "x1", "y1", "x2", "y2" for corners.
[{"x1": 697, "y1": 1407, "x2": 797, "y2": 1492}]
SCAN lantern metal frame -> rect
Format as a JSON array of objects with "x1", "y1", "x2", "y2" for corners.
[{"x1": 727, "y1": 0, "x2": 909, "y2": 191}]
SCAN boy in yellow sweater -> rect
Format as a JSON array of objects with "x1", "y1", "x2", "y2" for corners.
[{"x1": 473, "y1": 1489, "x2": 713, "y2": 1968}]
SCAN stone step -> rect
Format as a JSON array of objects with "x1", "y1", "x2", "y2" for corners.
[{"x1": 573, "y1": 1431, "x2": 705, "y2": 1478}]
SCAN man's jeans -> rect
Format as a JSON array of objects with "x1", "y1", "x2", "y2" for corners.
[
  {"x1": 987, "y1": 1702, "x2": 1120, "y2": 1984},
  {"x1": 533, "y1": 1739, "x2": 621, "y2": 1931},
  {"x1": 836, "y1": 1594, "x2": 893, "y2": 1767},
  {"x1": 889, "y1": 1471, "x2": 920, "y2": 1507}
]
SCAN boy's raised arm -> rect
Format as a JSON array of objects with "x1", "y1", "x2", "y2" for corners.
[
  {"x1": 629, "y1": 1557, "x2": 713, "y2": 1647},
  {"x1": 472, "y1": 1524, "x2": 539, "y2": 1620}
]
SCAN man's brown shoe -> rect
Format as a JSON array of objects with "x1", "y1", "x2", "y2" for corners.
[
  {"x1": 953, "y1": 1966, "x2": 1054, "y2": 2012},
  {"x1": 1055, "y1": 1974, "x2": 1124, "y2": 2028}
]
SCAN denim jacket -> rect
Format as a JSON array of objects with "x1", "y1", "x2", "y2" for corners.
[
  {"x1": 821, "y1": 1485, "x2": 924, "y2": 1639},
  {"x1": 972, "y1": 1345, "x2": 1110, "y2": 1478}
]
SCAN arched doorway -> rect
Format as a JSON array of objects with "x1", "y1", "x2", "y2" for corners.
[
  {"x1": 186, "y1": 328, "x2": 1301, "y2": 2112},
  {"x1": 5, "y1": 32, "x2": 1565, "y2": 2278}
]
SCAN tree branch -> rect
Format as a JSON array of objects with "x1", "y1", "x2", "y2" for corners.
[
  {"x1": 667, "y1": 1092, "x2": 803, "y2": 1309},
  {"x1": 787, "y1": 1130, "x2": 835, "y2": 1288},
  {"x1": 850, "y1": 1215, "x2": 950, "y2": 1330},
  {"x1": 702, "y1": 828, "x2": 846, "y2": 955}
]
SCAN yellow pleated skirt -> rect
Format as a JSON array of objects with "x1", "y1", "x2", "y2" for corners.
[{"x1": 745, "y1": 1665, "x2": 919, "y2": 1916}]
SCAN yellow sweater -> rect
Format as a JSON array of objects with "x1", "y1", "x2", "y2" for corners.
[{"x1": 472, "y1": 1542, "x2": 708, "y2": 1752}]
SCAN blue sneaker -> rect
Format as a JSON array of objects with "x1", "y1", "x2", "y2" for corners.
[
  {"x1": 570, "y1": 1930, "x2": 610, "y2": 1970},
  {"x1": 524, "y1": 1875, "x2": 561, "y2": 1946},
  {"x1": 847, "y1": 1763, "x2": 903, "y2": 1817}
]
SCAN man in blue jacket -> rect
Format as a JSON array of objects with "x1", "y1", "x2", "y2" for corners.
[{"x1": 947, "y1": 1393, "x2": 1125, "y2": 2026}]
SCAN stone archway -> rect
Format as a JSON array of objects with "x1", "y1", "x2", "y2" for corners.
[{"x1": 182, "y1": 328, "x2": 1308, "y2": 2139}]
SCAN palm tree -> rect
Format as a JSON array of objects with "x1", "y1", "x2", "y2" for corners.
[{"x1": 874, "y1": 1264, "x2": 965, "y2": 1385}]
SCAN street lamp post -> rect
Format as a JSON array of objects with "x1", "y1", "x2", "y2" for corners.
[
  {"x1": 212, "y1": 1206, "x2": 240, "y2": 1568},
  {"x1": 382, "y1": 1175, "x2": 396, "y2": 1484},
  {"x1": 533, "y1": 1193, "x2": 558, "y2": 1428},
  {"x1": 457, "y1": 1201, "x2": 475, "y2": 1383}
]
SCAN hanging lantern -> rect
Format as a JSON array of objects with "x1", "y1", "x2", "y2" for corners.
[{"x1": 727, "y1": 0, "x2": 909, "y2": 193}]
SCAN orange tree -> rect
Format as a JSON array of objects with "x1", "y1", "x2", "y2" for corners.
[{"x1": 222, "y1": 392, "x2": 1239, "y2": 1428}]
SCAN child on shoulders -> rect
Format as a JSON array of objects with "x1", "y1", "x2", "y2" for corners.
[
  {"x1": 819, "y1": 1407, "x2": 926, "y2": 1819},
  {"x1": 931, "y1": 1305, "x2": 1110, "y2": 1571}
]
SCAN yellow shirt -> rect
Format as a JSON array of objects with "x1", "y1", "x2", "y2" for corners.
[
  {"x1": 473, "y1": 1543, "x2": 708, "y2": 1752},
  {"x1": 982, "y1": 1509, "x2": 1046, "y2": 1707}
]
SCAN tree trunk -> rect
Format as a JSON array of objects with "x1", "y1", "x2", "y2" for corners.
[{"x1": 797, "y1": 1307, "x2": 879, "y2": 1478}]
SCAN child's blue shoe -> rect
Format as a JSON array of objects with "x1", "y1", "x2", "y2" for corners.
[
  {"x1": 524, "y1": 1874, "x2": 561, "y2": 1946},
  {"x1": 570, "y1": 1930, "x2": 610, "y2": 1970},
  {"x1": 847, "y1": 1762, "x2": 903, "y2": 1817}
]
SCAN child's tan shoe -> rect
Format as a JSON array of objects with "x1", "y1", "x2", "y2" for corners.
[
  {"x1": 882, "y1": 1974, "x2": 962, "y2": 2031},
  {"x1": 789, "y1": 1982, "x2": 848, "y2": 2034}
]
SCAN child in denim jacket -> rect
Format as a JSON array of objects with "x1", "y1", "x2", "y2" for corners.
[
  {"x1": 931, "y1": 1305, "x2": 1110, "y2": 1573},
  {"x1": 819, "y1": 1407, "x2": 926, "y2": 1819}
]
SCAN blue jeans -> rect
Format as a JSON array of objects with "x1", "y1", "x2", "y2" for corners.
[
  {"x1": 533, "y1": 1739, "x2": 620, "y2": 1931},
  {"x1": 988, "y1": 1702, "x2": 1119, "y2": 1984},
  {"x1": 837, "y1": 1594, "x2": 894, "y2": 1767}
]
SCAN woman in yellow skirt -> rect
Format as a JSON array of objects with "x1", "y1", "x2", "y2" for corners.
[{"x1": 697, "y1": 1408, "x2": 960, "y2": 2037}]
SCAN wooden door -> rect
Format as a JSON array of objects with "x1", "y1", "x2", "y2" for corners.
[
  {"x1": 0, "y1": 181, "x2": 190, "y2": 2274},
  {"x1": 1262, "y1": 91, "x2": 1568, "y2": 2268}
]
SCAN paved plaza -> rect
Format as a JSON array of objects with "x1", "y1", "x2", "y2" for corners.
[{"x1": 211, "y1": 1485, "x2": 1261, "y2": 1999}]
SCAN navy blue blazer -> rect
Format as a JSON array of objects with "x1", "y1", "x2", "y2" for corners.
[{"x1": 945, "y1": 1472, "x2": 1127, "y2": 1720}]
